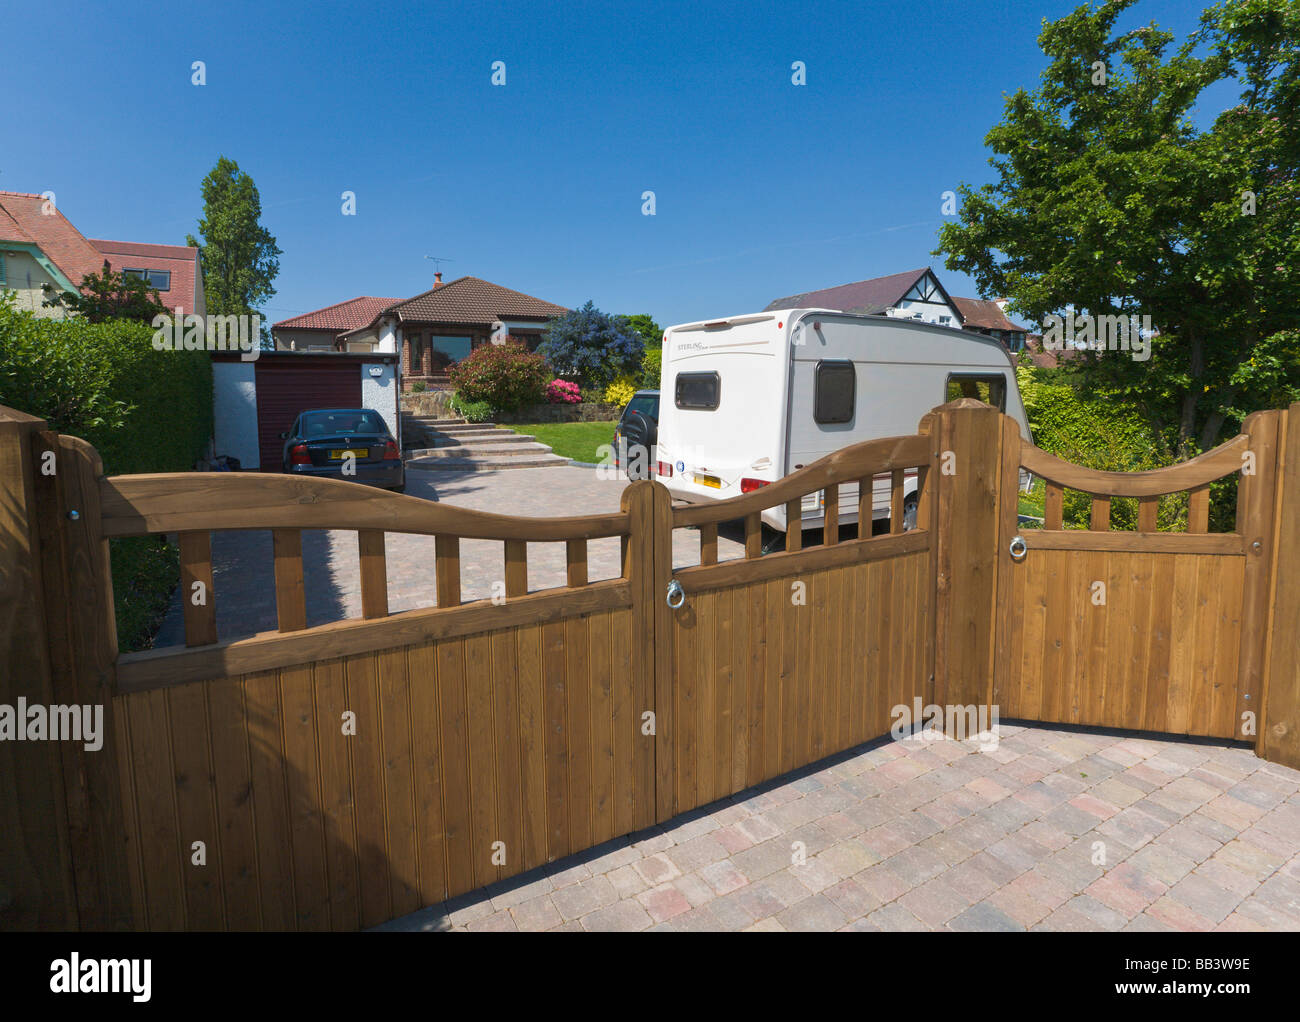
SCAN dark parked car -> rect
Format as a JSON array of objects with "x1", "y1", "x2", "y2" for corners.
[
  {"x1": 612, "y1": 389, "x2": 660, "y2": 480},
  {"x1": 280, "y1": 408, "x2": 405, "y2": 492}
]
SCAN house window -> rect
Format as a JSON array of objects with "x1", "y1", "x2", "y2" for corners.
[
  {"x1": 946, "y1": 373, "x2": 1007, "y2": 411},
  {"x1": 123, "y1": 268, "x2": 170, "y2": 291},
  {"x1": 675, "y1": 371, "x2": 720, "y2": 410},
  {"x1": 430, "y1": 335, "x2": 472, "y2": 366},
  {"x1": 814, "y1": 360, "x2": 855, "y2": 424},
  {"x1": 939, "y1": 315, "x2": 952, "y2": 325}
]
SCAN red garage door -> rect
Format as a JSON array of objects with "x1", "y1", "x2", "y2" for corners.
[{"x1": 255, "y1": 357, "x2": 362, "y2": 471}]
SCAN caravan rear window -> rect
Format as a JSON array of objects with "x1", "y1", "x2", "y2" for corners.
[
  {"x1": 946, "y1": 374, "x2": 1007, "y2": 412},
  {"x1": 815, "y1": 360, "x2": 855, "y2": 424},
  {"x1": 675, "y1": 372, "x2": 720, "y2": 410}
]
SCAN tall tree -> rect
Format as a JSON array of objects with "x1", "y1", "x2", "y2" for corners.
[
  {"x1": 936, "y1": 0, "x2": 1300, "y2": 456},
  {"x1": 187, "y1": 156, "x2": 282, "y2": 333}
]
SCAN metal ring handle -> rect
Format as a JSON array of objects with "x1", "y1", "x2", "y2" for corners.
[
  {"x1": 666, "y1": 579, "x2": 686, "y2": 609},
  {"x1": 1009, "y1": 535, "x2": 1028, "y2": 561}
]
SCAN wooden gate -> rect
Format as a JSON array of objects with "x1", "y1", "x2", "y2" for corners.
[
  {"x1": 4, "y1": 398, "x2": 1300, "y2": 931},
  {"x1": 989, "y1": 408, "x2": 1285, "y2": 743}
]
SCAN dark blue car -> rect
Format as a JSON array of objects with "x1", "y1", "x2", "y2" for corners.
[{"x1": 280, "y1": 408, "x2": 405, "y2": 492}]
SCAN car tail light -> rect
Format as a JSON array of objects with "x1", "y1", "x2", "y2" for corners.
[
  {"x1": 656, "y1": 461, "x2": 673, "y2": 478},
  {"x1": 740, "y1": 477, "x2": 770, "y2": 493},
  {"x1": 290, "y1": 444, "x2": 311, "y2": 466},
  {"x1": 383, "y1": 440, "x2": 400, "y2": 460}
]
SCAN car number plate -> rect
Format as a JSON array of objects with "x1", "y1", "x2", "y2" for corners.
[{"x1": 329, "y1": 449, "x2": 367, "y2": 459}]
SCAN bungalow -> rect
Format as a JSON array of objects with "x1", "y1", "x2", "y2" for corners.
[
  {"x1": 0, "y1": 190, "x2": 204, "y2": 317},
  {"x1": 277, "y1": 274, "x2": 569, "y2": 391},
  {"x1": 765, "y1": 267, "x2": 1028, "y2": 352}
]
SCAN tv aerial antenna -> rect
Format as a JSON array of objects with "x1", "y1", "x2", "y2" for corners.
[{"x1": 423, "y1": 255, "x2": 455, "y2": 273}]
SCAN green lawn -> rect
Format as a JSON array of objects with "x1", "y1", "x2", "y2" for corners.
[{"x1": 516, "y1": 420, "x2": 619, "y2": 463}]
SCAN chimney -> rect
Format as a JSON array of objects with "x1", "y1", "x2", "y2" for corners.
[{"x1": 433, "y1": 271, "x2": 443, "y2": 288}]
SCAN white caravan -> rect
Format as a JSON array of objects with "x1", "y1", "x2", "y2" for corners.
[{"x1": 655, "y1": 308, "x2": 1032, "y2": 532}]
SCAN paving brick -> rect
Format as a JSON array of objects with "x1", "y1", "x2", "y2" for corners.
[
  {"x1": 899, "y1": 876, "x2": 972, "y2": 926},
  {"x1": 948, "y1": 901, "x2": 1026, "y2": 932},
  {"x1": 632, "y1": 852, "x2": 682, "y2": 886},
  {"x1": 637, "y1": 883, "x2": 693, "y2": 923},
  {"x1": 698, "y1": 859, "x2": 749, "y2": 896},
  {"x1": 551, "y1": 876, "x2": 617, "y2": 921},
  {"x1": 510, "y1": 894, "x2": 562, "y2": 931},
  {"x1": 582, "y1": 899, "x2": 654, "y2": 932}
]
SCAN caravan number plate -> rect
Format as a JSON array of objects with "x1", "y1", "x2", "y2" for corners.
[{"x1": 693, "y1": 473, "x2": 721, "y2": 488}]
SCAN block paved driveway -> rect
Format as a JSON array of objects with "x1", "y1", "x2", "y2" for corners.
[
  {"x1": 375, "y1": 723, "x2": 1300, "y2": 932},
  {"x1": 156, "y1": 465, "x2": 745, "y2": 645}
]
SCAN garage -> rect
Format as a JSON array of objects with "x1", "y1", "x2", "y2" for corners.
[{"x1": 212, "y1": 352, "x2": 400, "y2": 471}]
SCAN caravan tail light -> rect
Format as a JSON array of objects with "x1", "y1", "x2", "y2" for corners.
[
  {"x1": 290, "y1": 444, "x2": 311, "y2": 466},
  {"x1": 656, "y1": 461, "x2": 673, "y2": 478},
  {"x1": 383, "y1": 440, "x2": 400, "y2": 460},
  {"x1": 740, "y1": 477, "x2": 770, "y2": 494}
]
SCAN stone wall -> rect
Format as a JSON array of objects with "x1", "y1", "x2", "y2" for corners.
[
  {"x1": 402, "y1": 390, "x2": 455, "y2": 417},
  {"x1": 495, "y1": 402, "x2": 622, "y2": 424}
]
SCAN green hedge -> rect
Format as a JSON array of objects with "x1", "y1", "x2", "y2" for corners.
[
  {"x1": 0, "y1": 298, "x2": 212, "y2": 473},
  {"x1": 0, "y1": 299, "x2": 214, "y2": 650}
]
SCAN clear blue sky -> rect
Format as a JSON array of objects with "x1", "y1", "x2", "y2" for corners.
[{"x1": 3, "y1": 0, "x2": 1229, "y2": 328}]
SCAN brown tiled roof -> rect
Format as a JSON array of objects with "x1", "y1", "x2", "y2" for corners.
[
  {"x1": 273, "y1": 296, "x2": 401, "y2": 332},
  {"x1": 89, "y1": 239, "x2": 203, "y2": 312},
  {"x1": 953, "y1": 296, "x2": 1028, "y2": 333},
  {"x1": 0, "y1": 190, "x2": 107, "y2": 287},
  {"x1": 765, "y1": 268, "x2": 933, "y2": 314},
  {"x1": 386, "y1": 276, "x2": 568, "y2": 325}
]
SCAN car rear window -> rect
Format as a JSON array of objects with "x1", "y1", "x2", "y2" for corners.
[
  {"x1": 675, "y1": 372, "x2": 720, "y2": 410},
  {"x1": 624, "y1": 394, "x2": 658, "y2": 421},
  {"x1": 301, "y1": 410, "x2": 385, "y2": 435}
]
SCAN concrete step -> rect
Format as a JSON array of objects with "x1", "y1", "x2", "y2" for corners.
[
  {"x1": 430, "y1": 422, "x2": 503, "y2": 434},
  {"x1": 430, "y1": 432, "x2": 537, "y2": 447},
  {"x1": 407, "y1": 441, "x2": 550, "y2": 459},
  {"x1": 402, "y1": 415, "x2": 466, "y2": 427},
  {"x1": 407, "y1": 452, "x2": 571, "y2": 471}
]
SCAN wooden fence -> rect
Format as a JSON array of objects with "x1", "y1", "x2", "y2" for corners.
[{"x1": 2, "y1": 398, "x2": 1298, "y2": 930}]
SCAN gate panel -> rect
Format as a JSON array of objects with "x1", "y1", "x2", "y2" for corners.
[
  {"x1": 657, "y1": 431, "x2": 937, "y2": 821},
  {"x1": 993, "y1": 412, "x2": 1281, "y2": 744}
]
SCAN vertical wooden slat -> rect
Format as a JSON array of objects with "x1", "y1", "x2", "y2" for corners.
[
  {"x1": 785, "y1": 500, "x2": 802, "y2": 552},
  {"x1": 1138, "y1": 495, "x2": 1159, "y2": 532},
  {"x1": 436, "y1": 535, "x2": 461, "y2": 607},
  {"x1": 271, "y1": 529, "x2": 306, "y2": 633},
  {"x1": 345, "y1": 654, "x2": 392, "y2": 929},
  {"x1": 436, "y1": 638, "x2": 472, "y2": 895},
  {"x1": 464, "y1": 634, "x2": 496, "y2": 891},
  {"x1": 700, "y1": 523, "x2": 718, "y2": 564},
  {"x1": 1090, "y1": 495, "x2": 1110, "y2": 531},
  {"x1": 1045, "y1": 482, "x2": 1064, "y2": 530},
  {"x1": 566, "y1": 539, "x2": 587, "y2": 587},
  {"x1": 823, "y1": 483, "x2": 839, "y2": 545},
  {"x1": 358, "y1": 530, "x2": 388, "y2": 619},
  {"x1": 242, "y1": 669, "x2": 295, "y2": 929},
  {"x1": 504, "y1": 538, "x2": 528, "y2": 598},
  {"x1": 857, "y1": 476, "x2": 872, "y2": 539},
  {"x1": 312, "y1": 659, "x2": 358, "y2": 931},
  {"x1": 1188, "y1": 484, "x2": 1210, "y2": 534},
  {"x1": 180, "y1": 531, "x2": 218, "y2": 645},
  {"x1": 745, "y1": 512, "x2": 762, "y2": 559},
  {"x1": 890, "y1": 469, "x2": 904, "y2": 535},
  {"x1": 407, "y1": 644, "x2": 447, "y2": 906}
]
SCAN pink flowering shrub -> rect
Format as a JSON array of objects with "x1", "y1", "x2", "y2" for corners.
[{"x1": 547, "y1": 379, "x2": 581, "y2": 404}]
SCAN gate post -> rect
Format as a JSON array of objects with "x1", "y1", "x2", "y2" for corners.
[
  {"x1": 930, "y1": 400, "x2": 1007, "y2": 715},
  {"x1": 30, "y1": 431, "x2": 134, "y2": 929},
  {"x1": 0, "y1": 407, "x2": 78, "y2": 929},
  {"x1": 1261, "y1": 402, "x2": 1300, "y2": 770}
]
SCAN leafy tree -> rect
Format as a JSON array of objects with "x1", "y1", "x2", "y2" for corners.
[
  {"x1": 936, "y1": 0, "x2": 1300, "y2": 456},
  {"x1": 187, "y1": 156, "x2": 282, "y2": 336},
  {"x1": 538, "y1": 301, "x2": 644, "y2": 388},
  {"x1": 621, "y1": 313, "x2": 663, "y2": 350},
  {"x1": 41, "y1": 264, "x2": 167, "y2": 324}
]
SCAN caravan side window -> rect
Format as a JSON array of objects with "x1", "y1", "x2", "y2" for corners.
[
  {"x1": 814, "y1": 360, "x2": 855, "y2": 424},
  {"x1": 945, "y1": 374, "x2": 1007, "y2": 412},
  {"x1": 675, "y1": 371, "x2": 720, "y2": 410}
]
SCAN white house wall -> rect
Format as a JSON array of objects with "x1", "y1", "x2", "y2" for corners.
[{"x1": 362, "y1": 362, "x2": 399, "y2": 440}]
